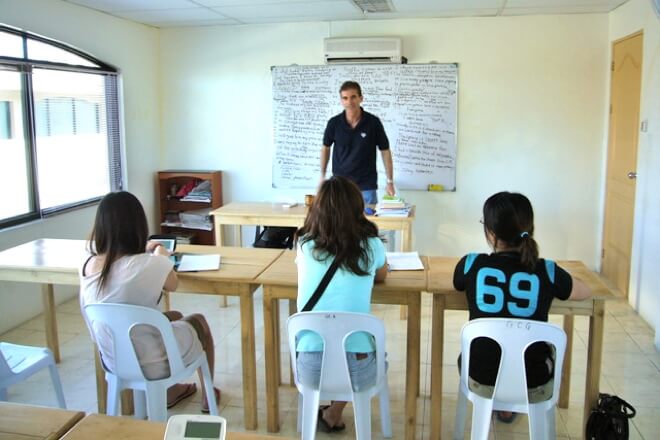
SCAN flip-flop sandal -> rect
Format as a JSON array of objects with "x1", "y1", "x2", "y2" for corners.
[
  {"x1": 495, "y1": 411, "x2": 517, "y2": 424},
  {"x1": 201, "y1": 387, "x2": 221, "y2": 413},
  {"x1": 317, "y1": 408, "x2": 346, "y2": 433},
  {"x1": 167, "y1": 383, "x2": 197, "y2": 409}
]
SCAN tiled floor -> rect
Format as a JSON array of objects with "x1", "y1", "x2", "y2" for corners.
[{"x1": 1, "y1": 291, "x2": 658, "y2": 439}]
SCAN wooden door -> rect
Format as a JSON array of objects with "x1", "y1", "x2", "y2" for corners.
[{"x1": 601, "y1": 32, "x2": 643, "y2": 297}]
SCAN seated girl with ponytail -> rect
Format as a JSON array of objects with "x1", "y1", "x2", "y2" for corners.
[{"x1": 453, "y1": 191, "x2": 591, "y2": 423}]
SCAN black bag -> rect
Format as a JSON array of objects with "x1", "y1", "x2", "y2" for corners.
[
  {"x1": 253, "y1": 226, "x2": 297, "y2": 249},
  {"x1": 586, "y1": 393, "x2": 636, "y2": 440}
]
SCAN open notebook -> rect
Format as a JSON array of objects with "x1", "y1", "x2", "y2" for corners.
[{"x1": 174, "y1": 254, "x2": 221, "y2": 272}]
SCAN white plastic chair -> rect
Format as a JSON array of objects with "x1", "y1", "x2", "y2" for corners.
[
  {"x1": 0, "y1": 342, "x2": 66, "y2": 408},
  {"x1": 287, "y1": 311, "x2": 392, "y2": 440},
  {"x1": 83, "y1": 303, "x2": 217, "y2": 421},
  {"x1": 454, "y1": 318, "x2": 567, "y2": 440}
]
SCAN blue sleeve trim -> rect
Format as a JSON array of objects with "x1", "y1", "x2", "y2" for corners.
[
  {"x1": 545, "y1": 259, "x2": 556, "y2": 284},
  {"x1": 464, "y1": 253, "x2": 478, "y2": 274}
]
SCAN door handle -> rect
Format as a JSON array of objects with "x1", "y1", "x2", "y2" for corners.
[{"x1": 627, "y1": 172, "x2": 637, "y2": 179}]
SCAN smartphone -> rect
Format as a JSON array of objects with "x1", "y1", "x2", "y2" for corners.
[
  {"x1": 164, "y1": 414, "x2": 226, "y2": 440},
  {"x1": 148, "y1": 234, "x2": 177, "y2": 253}
]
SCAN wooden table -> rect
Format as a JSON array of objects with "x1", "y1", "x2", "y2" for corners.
[
  {"x1": 256, "y1": 250, "x2": 426, "y2": 440},
  {"x1": 211, "y1": 201, "x2": 416, "y2": 252},
  {"x1": 426, "y1": 257, "x2": 618, "y2": 439},
  {"x1": 0, "y1": 401, "x2": 84, "y2": 439},
  {"x1": 60, "y1": 413, "x2": 295, "y2": 440},
  {"x1": 0, "y1": 239, "x2": 283, "y2": 431}
]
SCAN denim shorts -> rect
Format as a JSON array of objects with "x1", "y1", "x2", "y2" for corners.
[
  {"x1": 361, "y1": 190, "x2": 378, "y2": 205},
  {"x1": 296, "y1": 351, "x2": 377, "y2": 392}
]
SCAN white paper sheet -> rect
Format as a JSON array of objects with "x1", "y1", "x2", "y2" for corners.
[
  {"x1": 386, "y1": 251, "x2": 424, "y2": 271},
  {"x1": 177, "y1": 254, "x2": 221, "y2": 272}
]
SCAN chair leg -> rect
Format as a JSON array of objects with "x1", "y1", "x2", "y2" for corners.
[
  {"x1": 378, "y1": 381, "x2": 393, "y2": 438},
  {"x1": 454, "y1": 387, "x2": 468, "y2": 440},
  {"x1": 106, "y1": 376, "x2": 120, "y2": 416},
  {"x1": 301, "y1": 390, "x2": 320, "y2": 440},
  {"x1": 528, "y1": 404, "x2": 554, "y2": 440},
  {"x1": 47, "y1": 362, "x2": 66, "y2": 409},
  {"x1": 297, "y1": 393, "x2": 303, "y2": 433},
  {"x1": 353, "y1": 392, "x2": 373, "y2": 440},
  {"x1": 470, "y1": 399, "x2": 494, "y2": 440},
  {"x1": 145, "y1": 383, "x2": 168, "y2": 422},
  {"x1": 198, "y1": 362, "x2": 218, "y2": 416},
  {"x1": 133, "y1": 389, "x2": 147, "y2": 419}
]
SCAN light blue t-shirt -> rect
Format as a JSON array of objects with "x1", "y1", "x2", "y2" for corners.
[{"x1": 295, "y1": 236, "x2": 386, "y2": 353}]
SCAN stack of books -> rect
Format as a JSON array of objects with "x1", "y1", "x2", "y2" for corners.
[
  {"x1": 376, "y1": 195, "x2": 412, "y2": 217},
  {"x1": 181, "y1": 180, "x2": 212, "y2": 202}
]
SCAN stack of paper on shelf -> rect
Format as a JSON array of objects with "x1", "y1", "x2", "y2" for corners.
[
  {"x1": 181, "y1": 180, "x2": 212, "y2": 202},
  {"x1": 376, "y1": 195, "x2": 411, "y2": 217},
  {"x1": 179, "y1": 208, "x2": 213, "y2": 230}
]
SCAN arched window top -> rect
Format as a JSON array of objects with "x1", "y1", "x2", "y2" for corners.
[{"x1": 0, "y1": 24, "x2": 117, "y2": 73}]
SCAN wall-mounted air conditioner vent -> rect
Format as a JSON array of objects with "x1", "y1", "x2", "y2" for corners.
[{"x1": 324, "y1": 37, "x2": 406, "y2": 64}]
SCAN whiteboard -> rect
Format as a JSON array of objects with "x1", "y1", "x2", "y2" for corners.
[{"x1": 271, "y1": 63, "x2": 457, "y2": 191}]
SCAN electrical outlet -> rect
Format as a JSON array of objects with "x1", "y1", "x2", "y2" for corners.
[{"x1": 641, "y1": 119, "x2": 648, "y2": 132}]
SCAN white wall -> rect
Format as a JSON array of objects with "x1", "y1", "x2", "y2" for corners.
[
  {"x1": 610, "y1": 0, "x2": 660, "y2": 348},
  {"x1": 160, "y1": 15, "x2": 608, "y2": 261},
  {"x1": 0, "y1": 0, "x2": 161, "y2": 333}
]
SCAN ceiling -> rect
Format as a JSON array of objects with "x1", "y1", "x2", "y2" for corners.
[{"x1": 62, "y1": 0, "x2": 630, "y2": 28}]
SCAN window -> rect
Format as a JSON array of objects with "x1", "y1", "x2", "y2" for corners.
[{"x1": 0, "y1": 24, "x2": 122, "y2": 228}]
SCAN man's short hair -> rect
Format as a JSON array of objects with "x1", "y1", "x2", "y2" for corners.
[{"x1": 339, "y1": 81, "x2": 362, "y2": 97}]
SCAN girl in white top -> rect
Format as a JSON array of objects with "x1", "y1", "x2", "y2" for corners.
[{"x1": 79, "y1": 191, "x2": 219, "y2": 412}]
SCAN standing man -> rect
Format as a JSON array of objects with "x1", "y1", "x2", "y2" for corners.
[{"x1": 320, "y1": 81, "x2": 395, "y2": 205}]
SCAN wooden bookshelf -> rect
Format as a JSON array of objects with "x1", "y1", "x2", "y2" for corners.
[{"x1": 157, "y1": 170, "x2": 222, "y2": 245}]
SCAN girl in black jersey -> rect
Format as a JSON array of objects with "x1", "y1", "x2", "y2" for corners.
[{"x1": 453, "y1": 191, "x2": 591, "y2": 423}]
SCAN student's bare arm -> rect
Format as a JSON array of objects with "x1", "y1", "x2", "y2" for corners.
[
  {"x1": 320, "y1": 146, "x2": 331, "y2": 186},
  {"x1": 380, "y1": 149, "x2": 395, "y2": 196},
  {"x1": 375, "y1": 259, "x2": 388, "y2": 283},
  {"x1": 568, "y1": 277, "x2": 591, "y2": 300},
  {"x1": 154, "y1": 245, "x2": 179, "y2": 291}
]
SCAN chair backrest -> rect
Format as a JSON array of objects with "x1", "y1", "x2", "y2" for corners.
[
  {"x1": 253, "y1": 226, "x2": 297, "y2": 249},
  {"x1": 460, "y1": 318, "x2": 567, "y2": 406},
  {"x1": 287, "y1": 311, "x2": 386, "y2": 395},
  {"x1": 0, "y1": 345, "x2": 13, "y2": 378},
  {"x1": 84, "y1": 303, "x2": 186, "y2": 381}
]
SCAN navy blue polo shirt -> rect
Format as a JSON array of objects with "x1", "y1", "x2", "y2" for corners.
[{"x1": 323, "y1": 109, "x2": 389, "y2": 191}]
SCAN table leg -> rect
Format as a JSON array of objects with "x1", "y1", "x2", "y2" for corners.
[
  {"x1": 239, "y1": 289, "x2": 258, "y2": 430},
  {"x1": 404, "y1": 295, "x2": 421, "y2": 440},
  {"x1": 214, "y1": 224, "x2": 229, "y2": 310},
  {"x1": 214, "y1": 222, "x2": 224, "y2": 246},
  {"x1": 401, "y1": 224, "x2": 412, "y2": 252},
  {"x1": 94, "y1": 348, "x2": 107, "y2": 414},
  {"x1": 263, "y1": 288, "x2": 280, "y2": 432},
  {"x1": 271, "y1": 300, "x2": 281, "y2": 386},
  {"x1": 120, "y1": 390, "x2": 134, "y2": 415},
  {"x1": 234, "y1": 225, "x2": 242, "y2": 247},
  {"x1": 430, "y1": 295, "x2": 445, "y2": 440},
  {"x1": 41, "y1": 284, "x2": 60, "y2": 363},
  {"x1": 399, "y1": 227, "x2": 411, "y2": 320},
  {"x1": 584, "y1": 301, "x2": 605, "y2": 430},
  {"x1": 559, "y1": 314, "x2": 574, "y2": 408}
]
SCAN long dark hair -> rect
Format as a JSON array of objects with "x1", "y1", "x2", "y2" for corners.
[
  {"x1": 88, "y1": 191, "x2": 149, "y2": 294},
  {"x1": 483, "y1": 191, "x2": 539, "y2": 270},
  {"x1": 297, "y1": 176, "x2": 379, "y2": 275}
]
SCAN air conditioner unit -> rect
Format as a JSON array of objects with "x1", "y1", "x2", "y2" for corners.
[{"x1": 324, "y1": 37, "x2": 406, "y2": 64}]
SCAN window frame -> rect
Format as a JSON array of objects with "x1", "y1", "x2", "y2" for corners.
[{"x1": 0, "y1": 24, "x2": 122, "y2": 229}]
